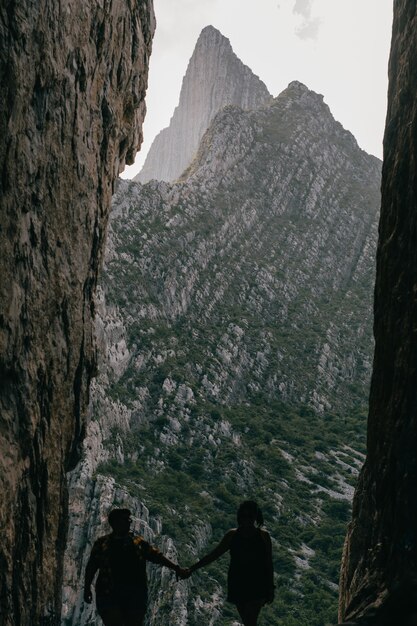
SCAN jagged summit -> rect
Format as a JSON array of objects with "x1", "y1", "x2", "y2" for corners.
[
  {"x1": 286, "y1": 79, "x2": 310, "y2": 91},
  {"x1": 199, "y1": 24, "x2": 222, "y2": 35},
  {"x1": 181, "y1": 80, "x2": 375, "y2": 183},
  {"x1": 134, "y1": 25, "x2": 272, "y2": 183},
  {"x1": 196, "y1": 24, "x2": 227, "y2": 43},
  {"x1": 270, "y1": 81, "x2": 328, "y2": 117},
  {"x1": 275, "y1": 81, "x2": 368, "y2": 155},
  {"x1": 283, "y1": 80, "x2": 322, "y2": 101}
]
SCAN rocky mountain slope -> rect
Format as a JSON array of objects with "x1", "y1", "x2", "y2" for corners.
[
  {"x1": 64, "y1": 79, "x2": 381, "y2": 626},
  {"x1": 0, "y1": 1, "x2": 155, "y2": 623},
  {"x1": 339, "y1": 1, "x2": 417, "y2": 623},
  {"x1": 135, "y1": 25, "x2": 272, "y2": 183}
]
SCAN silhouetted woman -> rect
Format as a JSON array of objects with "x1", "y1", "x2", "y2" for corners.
[
  {"x1": 84, "y1": 508, "x2": 185, "y2": 626},
  {"x1": 186, "y1": 500, "x2": 274, "y2": 626}
]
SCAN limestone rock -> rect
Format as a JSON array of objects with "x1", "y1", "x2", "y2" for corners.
[
  {"x1": 0, "y1": 1, "x2": 155, "y2": 623},
  {"x1": 115, "y1": 81, "x2": 382, "y2": 414},
  {"x1": 135, "y1": 25, "x2": 272, "y2": 183}
]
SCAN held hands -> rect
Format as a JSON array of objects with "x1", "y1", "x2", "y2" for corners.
[{"x1": 175, "y1": 566, "x2": 193, "y2": 580}]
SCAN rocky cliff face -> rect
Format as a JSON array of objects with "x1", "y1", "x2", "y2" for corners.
[
  {"x1": 0, "y1": 1, "x2": 154, "y2": 624},
  {"x1": 65, "y1": 80, "x2": 381, "y2": 625},
  {"x1": 135, "y1": 25, "x2": 272, "y2": 183},
  {"x1": 339, "y1": 1, "x2": 417, "y2": 622},
  {"x1": 130, "y1": 82, "x2": 381, "y2": 415}
]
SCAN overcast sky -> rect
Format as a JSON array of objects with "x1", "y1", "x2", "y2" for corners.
[{"x1": 122, "y1": 0, "x2": 393, "y2": 179}]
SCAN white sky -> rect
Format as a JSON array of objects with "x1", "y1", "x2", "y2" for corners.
[{"x1": 121, "y1": 0, "x2": 393, "y2": 180}]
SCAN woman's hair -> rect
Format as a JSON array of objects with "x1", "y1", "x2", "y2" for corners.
[{"x1": 237, "y1": 500, "x2": 264, "y2": 527}]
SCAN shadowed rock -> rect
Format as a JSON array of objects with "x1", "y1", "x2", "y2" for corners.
[
  {"x1": 0, "y1": 1, "x2": 154, "y2": 623},
  {"x1": 339, "y1": 1, "x2": 417, "y2": 622}
]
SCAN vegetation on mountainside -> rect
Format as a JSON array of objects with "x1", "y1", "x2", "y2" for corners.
[{"x1": 99, "y1": 392, "x2": 366, "y2": 625}]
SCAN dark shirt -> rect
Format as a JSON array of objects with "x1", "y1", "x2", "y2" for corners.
[{"x1": 86, "y1": 532, "x2": 165, "y2": 600}]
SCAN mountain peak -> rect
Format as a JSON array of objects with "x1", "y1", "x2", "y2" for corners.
[
  {"x1": 135, "y1": 26, "x2": 272, "y2": 184},
  {"x1": 198, "y1": 24, "x2": 226, "y2": 39},
  {"x1": 193, "y1": 25, "x2": 232, "y2": 52},
  {"x1": 273, "y1": 81, "x2": 326, "y2": 111},
  {"x1": 287, "y1": 80, "x2": 310, "y2": 93}
]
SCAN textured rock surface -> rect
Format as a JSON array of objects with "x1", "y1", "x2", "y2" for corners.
[
  {"x1": 0, "y1": 1, "x2": 154, "y2": 624},
  {"x1": 339, "y1": 1, "x2": 417, "y2": 622},
  {"x1": 65, "y1": 80, "x2": 381, "y2": 625},
  {"x1": 135, "y1": 25, "x2": 272, "y2": 183},
  {"x1": 131, "y1": 81, "x2": 381, "y2": 415}
]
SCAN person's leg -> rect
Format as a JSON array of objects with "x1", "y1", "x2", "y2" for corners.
[
  {"x1": 122, "y1": 608, "x2": 146, "y2": 626},
  {"x1": 98, "y1": 607, "x2": 125, "y2": 626},
  {"x1": 236, "y1": 600, "x2": 263, "y2": 626}
]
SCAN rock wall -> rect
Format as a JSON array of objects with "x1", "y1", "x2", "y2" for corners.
[
  {"x1": 339, "y1": 1, "x2": 417, "y2": 621},
  {"x1": 135, "y1": 25, "x2": 272, "y2": 183},
  {"x1": 0, "y1": 1, "x2": 154, "y2": 624}
]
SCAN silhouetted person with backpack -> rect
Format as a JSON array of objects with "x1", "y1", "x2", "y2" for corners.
[
  {"x1": 183, "y1": 500, "x2": 274, "y2": 626},
  {"x1": 83, "y1": 508, "x2": 185, "y2": 626}
]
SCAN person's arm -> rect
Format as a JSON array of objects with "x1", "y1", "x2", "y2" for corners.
[
  {"x1": 262, "y1": 530, "x2": 275, "y2": 603},
  {"x1": 147, "y1": 548, "x2": 180, "y2": 572},
  {"x1": 189, "y1": 529, "x2": 235, "y2": 574},
  {"x1": 139, "y1": 538, "x2": 185, "y2": 577},
  {"x1": 83, "y1": 542, "x2": 100, "y2": 603}
]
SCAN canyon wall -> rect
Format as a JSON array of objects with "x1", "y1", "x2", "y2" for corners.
[
  {"x1": 0, "y1": 1, "x2": 154, "y2": 624},
  {"x1": 339, "y1": 1, "x2": 417, "y2": 622}
]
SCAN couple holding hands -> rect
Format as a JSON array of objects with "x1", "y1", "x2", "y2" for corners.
[{"x1": 84, "y1": 500, "x2": 274, "y2": 626}]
